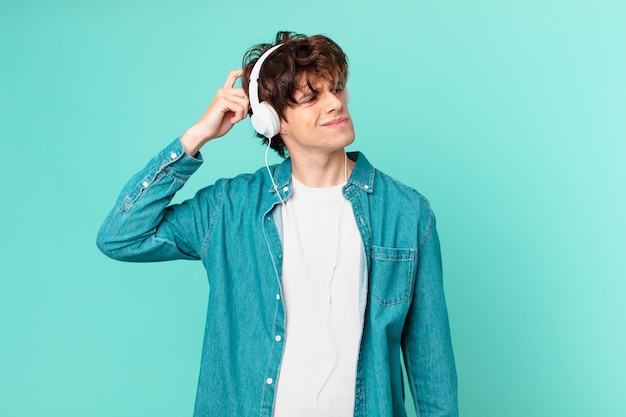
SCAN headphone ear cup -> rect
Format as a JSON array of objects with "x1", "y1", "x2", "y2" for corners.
[
  {"x1": 251, "y1": 101, "x2": 280, "y2": 138},
  {"x1": 344, "y1": 86, "x2": 350, "y2": 104}
]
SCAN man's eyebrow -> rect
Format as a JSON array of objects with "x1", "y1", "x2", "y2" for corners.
[{"x1": 294, "y1": 87, "x2": 316, "y2": 102}]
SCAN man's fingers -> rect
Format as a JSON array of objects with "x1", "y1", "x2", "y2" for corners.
[
  {"x1": 215, "y1": 88, "x2": 249, "y2": 114},
  {"x1": 211, "y1": 91, "x2": 249, "y2": 126},
  {"x1": 217, "y1": 87, "x2": 247, "y2": 100},
  {"x1": 222, "y1": 68, "x2": 244, "y2": 89}
]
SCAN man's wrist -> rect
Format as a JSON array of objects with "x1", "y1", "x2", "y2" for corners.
[{"x1": 180, "y1": 126, "x2": 210, "y2": 157}]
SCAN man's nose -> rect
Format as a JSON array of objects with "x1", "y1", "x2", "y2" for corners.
[{"x1": 323, "y1": 90, "x2": 343, "y2": 112}]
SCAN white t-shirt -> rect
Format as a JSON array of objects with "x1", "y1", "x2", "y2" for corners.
[{"x1": 273, "y1": 176, "x2": 363, "y2": 417}]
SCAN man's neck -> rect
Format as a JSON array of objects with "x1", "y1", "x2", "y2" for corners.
[{"x1": 289, "y1": 149, "x2": 355, "y2": 188}]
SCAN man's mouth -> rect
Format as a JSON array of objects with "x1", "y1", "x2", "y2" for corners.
[{"x1": 322, "y1": 117, "x2": 349, "y2": 127}]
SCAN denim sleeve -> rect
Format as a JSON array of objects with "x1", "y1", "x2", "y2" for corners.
[
  {"x1": 96, "y1": 138, "x2": 211, "y2": 262},
  {"x1": 401, "y1": 212, "x2": 459, "y2": 417}
]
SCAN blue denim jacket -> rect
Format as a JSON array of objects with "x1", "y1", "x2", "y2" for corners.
[{"x1": 97, "y1": 138, "x2": 458, "y2": 417}]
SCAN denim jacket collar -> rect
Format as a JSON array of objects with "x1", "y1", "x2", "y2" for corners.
[
  {"x1": 269, "y1": 151, "x2": 375, "y2": 205},
  {"x1": 346, "y1": 151, "x2": 375, "y2": 194},
  {"x1": 268, "y1": 156, "x2": 292, "y2": 204}
]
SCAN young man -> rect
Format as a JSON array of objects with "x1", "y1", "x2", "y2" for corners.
[{"x1": 97, "y1": 31, "x2": 457, "y2": 417}]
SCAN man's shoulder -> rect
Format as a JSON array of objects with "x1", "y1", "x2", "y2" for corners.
[
  {"x1": 375, "y1": 168, "x2": 431, "y2": 205},
  {"x1": 357, "y1": 154, "x2": 437, "y2": 245},
  {"x1": 354, "y1": 152, "x2": 432, "y2": 212},
  {"x1": 375, "y1": 170, "x2": 435, "y2": 232}
]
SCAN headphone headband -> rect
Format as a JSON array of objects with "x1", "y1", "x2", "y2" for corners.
[
  {"x1": 249, "y1": 43, "x2": 283, "y2": 110},
  {"x1": 248, "y1": 44, "x2": 283, "y2": 138}
]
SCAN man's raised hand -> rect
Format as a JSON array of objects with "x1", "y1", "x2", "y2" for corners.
[{"x1": 181, "y1": 69, "x2": 250, "y2": 156}]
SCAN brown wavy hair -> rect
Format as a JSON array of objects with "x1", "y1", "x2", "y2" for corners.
[{"x1": 242, "y1": 31, "x2": 349, "y2": 157}]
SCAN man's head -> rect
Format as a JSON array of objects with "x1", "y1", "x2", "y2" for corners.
[{"x1": 242, "y1": 31, "x2": 350, "y2": 157}]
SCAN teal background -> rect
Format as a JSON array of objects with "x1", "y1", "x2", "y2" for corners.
[{"x1": 1, "y1": 0, "x2": 625, "y2": 416}]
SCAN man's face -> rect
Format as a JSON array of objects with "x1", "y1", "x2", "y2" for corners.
[{"x1": 279, "y1": 76, "x2": 354, "y2": 157}]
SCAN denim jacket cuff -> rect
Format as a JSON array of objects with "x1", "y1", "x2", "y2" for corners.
[{"x1": 157, "y1": 137, "x2": 204, "y2": 178}]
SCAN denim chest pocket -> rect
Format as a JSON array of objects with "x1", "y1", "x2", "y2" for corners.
[{"x1": 369, "y1": 246, "x2": 415, "y2": 306}]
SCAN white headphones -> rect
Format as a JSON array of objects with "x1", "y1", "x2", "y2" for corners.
[
  {"x1": 249, "y1": 44, "x2": 284, "y2": 139},
  {"x1": 248, "y1": 43, "x2": 350, "y2": 139}
]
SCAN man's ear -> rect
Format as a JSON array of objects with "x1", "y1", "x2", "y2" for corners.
[{"x1": 279, "y1": 118, "x2": 289, "y2": 136}]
